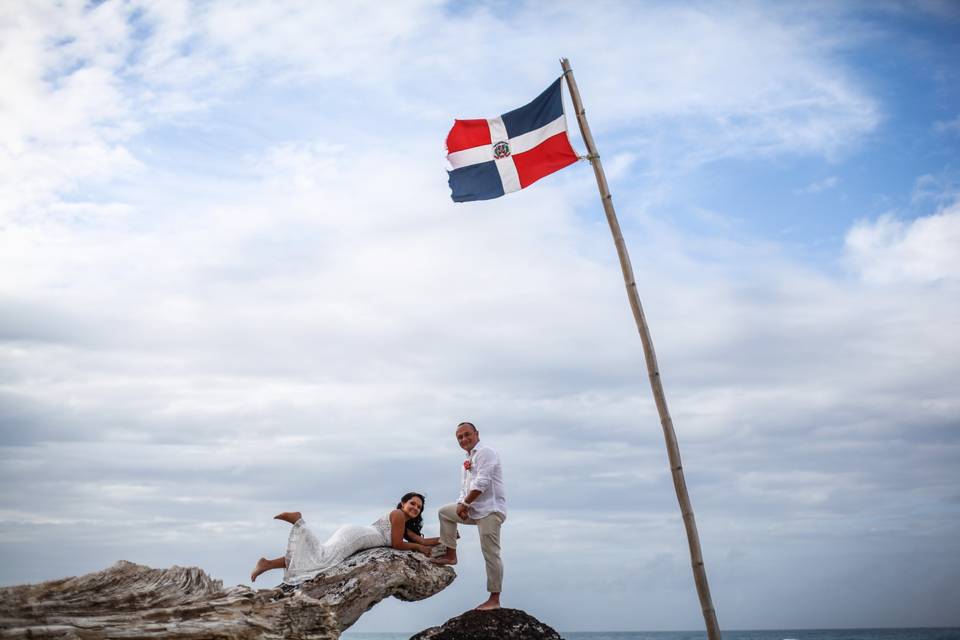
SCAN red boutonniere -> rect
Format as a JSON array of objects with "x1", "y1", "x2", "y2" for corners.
[{"x1": 463, "y1": 460, "x2": 472, "y2": 471}]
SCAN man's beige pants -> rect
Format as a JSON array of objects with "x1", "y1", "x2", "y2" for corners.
[{"x1": 438, "y1": 503, "x2": 505, "y2": 593}]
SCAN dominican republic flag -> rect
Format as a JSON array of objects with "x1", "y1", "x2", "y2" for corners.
[{"x1": 446, "y1": 78, "x2": 579, "y2": 202}]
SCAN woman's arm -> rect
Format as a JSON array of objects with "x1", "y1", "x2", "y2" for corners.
[
  {"x1": 389, "y1": 510, "x2": 431, "y2": 554},
  {"x1": 404, "y1": 529, "x2": 441, "y2": 546}
]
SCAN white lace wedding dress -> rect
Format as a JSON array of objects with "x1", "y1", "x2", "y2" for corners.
[{"x1": 283, "y1": 514, "x2": 393, "y2": 585}]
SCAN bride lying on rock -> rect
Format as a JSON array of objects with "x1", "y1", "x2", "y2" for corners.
[{"x1": 250, "y1": 492, "x2": 441, "y2": 585}]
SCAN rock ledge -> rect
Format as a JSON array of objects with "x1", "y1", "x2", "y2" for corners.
[{"x1": 0, "y1": 548, "x2": 455, "y2": 639}]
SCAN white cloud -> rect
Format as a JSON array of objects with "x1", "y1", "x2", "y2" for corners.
[
  {"x1": 797, "y1": 175, "x2": 839, "y2": 194},
  {"x1": 0, "y1": 1, "x2": 881, "y2": 232},
  {"x1": 0, "y1": 2, "x2": 140, "y2": 222},
  {"x1": 934, "y1": 114, "x2": 960, "y2": 134},
  {"x1": 845, "y1": 202, "x2": 960, "y2": 284},
  {"x1": 126, "y1": 3, "x2": 881, "y2": 159},
  {"x1": 911, "y1": 171, "x2": 960, "y2": 206}
]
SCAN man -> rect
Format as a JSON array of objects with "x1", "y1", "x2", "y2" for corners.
[{"x1": 433, "y1": 421, "x2": 506, "y2": 610}]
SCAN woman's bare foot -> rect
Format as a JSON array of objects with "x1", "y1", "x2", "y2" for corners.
[
  {"x1": 431, "y1": 548, "x2": 457, "y2": 565},
  {"x1": 273, "y1": 511, "x2": 302, "y2": 525},
  {"x1": 474, "y1": 593, "x2": 501, "y2": 610},
  {"x1": 250, "y1": 557, "x2": 271, "y2": 582}
]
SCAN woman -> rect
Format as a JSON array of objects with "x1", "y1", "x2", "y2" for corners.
[{"x1": 250, "y1": 492, "x2": 441, "y2": 585}]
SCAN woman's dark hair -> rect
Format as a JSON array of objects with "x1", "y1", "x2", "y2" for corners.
[{"x1": 397, "y1": 492, "x2": 425, "y2": 539}]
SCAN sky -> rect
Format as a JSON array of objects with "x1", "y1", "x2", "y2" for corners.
[{"x1": 1, "y1": 0, "x2": 959, "y2": 633}]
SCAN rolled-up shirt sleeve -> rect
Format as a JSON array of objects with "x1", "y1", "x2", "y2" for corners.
[{"x1": 469, "y1": 447, "x2": 498, "y2": 493}]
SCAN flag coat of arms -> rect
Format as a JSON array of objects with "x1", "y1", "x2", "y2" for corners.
[{"x1": 446, "y1": 78, "x2": 579, "y2": 202}]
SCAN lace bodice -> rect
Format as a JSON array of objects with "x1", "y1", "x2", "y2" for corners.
[{"x1": 371, "y1": 513, "x2": 393, "y2": 545}]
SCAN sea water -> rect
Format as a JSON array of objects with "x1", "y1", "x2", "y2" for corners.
[{"x1": 342, "y1": 629, "x2": 960, "y2": 640}]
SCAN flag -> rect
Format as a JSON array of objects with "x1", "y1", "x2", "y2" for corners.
[{"x1": 446, "y1": 78, "x2": 579, "y2": 202}]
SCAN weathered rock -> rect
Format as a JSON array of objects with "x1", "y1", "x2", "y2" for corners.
[
  {"x1": 410, "y1": 608, "x2": 564, "y2": 640},
  {"x1": 295, "y1": 546, "x2": 455, "y2": 630},
  {"x1": 0, "y1": 549, "x2": 455, "y2": 639}
]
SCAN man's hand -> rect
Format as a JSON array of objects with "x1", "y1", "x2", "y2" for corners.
[{"x1": 456, "y1": 502, "x2": 470, "y2": 520}]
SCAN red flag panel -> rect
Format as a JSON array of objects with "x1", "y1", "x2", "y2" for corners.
[
  {"x1": 512, "y1": 132, "x2": 578, "y2": 189},
  {"x1": 446, "y1": 119, "x2": 492, "y2": 154}
]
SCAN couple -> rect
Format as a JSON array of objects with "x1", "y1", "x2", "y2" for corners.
[{"x1": 250, "y1": 421, "x2": 507, "y2": 611}]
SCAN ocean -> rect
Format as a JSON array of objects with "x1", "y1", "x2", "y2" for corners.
[{"x1": 342, "y1": 630, "x2": 960, "y2": 640}]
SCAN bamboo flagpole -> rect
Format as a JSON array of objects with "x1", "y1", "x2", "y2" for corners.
[{"x1": 560, "y1": 57, "x2": 721, "y2": 640}]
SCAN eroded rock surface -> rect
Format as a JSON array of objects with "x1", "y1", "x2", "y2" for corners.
[
  {"x1": 296, "y1": 546, "x2": 455, "y2": 629},
  {"x1": 410, "y1": 608, "x2": 564, "y2": 640},
  {"x1": 0, "y1": 549, "x2": 455, "y2": 639}
]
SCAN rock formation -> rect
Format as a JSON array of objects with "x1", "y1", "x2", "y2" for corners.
[
  {"x1": 0, "y1": 548, "x2": 455, "y2": 639},
  {"x1": 410, "y1": 608, "x2": 564, "y2": 640}
]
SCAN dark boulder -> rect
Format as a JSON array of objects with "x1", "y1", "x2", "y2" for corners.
[{"x1": 410, "y1": 608, "x2": 563, "y2": 640}]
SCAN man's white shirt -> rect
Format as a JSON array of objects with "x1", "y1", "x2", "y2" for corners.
[{"x1": 459, "y1": 442, "x2": 507, "y2": 520}]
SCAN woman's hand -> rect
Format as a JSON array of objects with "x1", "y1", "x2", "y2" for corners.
[
  {"x1": 414, "y1": 544, "x2": 432, "y2": 556},
  {"x1": 423, "y1": 537, "x2": 441, "y2": 547}
]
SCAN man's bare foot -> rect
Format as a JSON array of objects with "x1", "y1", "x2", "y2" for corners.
[
  {"x1": 474, "y1": 594, "x2": 501, "y2": 610},
  {"x1": 273, "y1": 511, "x2": 302, "y2": 525},
  {"x1": 250, "y1": 557, "x2": 271, "y2": 582},
  {"x1": 430, "y1": 548, "x2": 457, "y2": 565}
]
